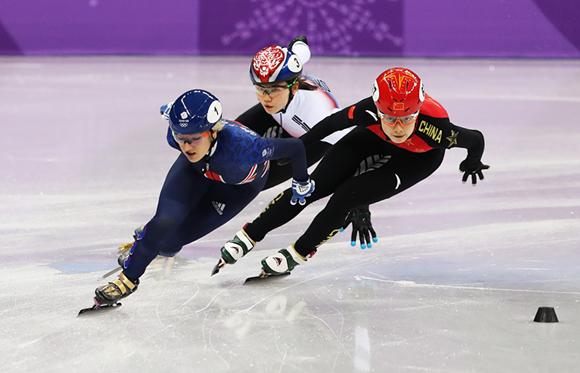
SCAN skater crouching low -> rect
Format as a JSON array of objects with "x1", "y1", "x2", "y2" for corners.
[
  {"x1": 88, "y1": 89, "x2": 315, "y2": 309},
  {"x1": 218, "y1": 67, "x2": 490, "y2": 279}
]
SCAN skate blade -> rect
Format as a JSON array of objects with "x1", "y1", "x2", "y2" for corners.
[
  {"x1": 210, "y1": 258, "x2": 226, "y2": 276},
  {"x1": 244, "y1": 271, "x2": 290, "y2": 285},
  {"x1": 101, "y1": 266, "x2": 122, "y2": 279},
  {"x1": 78, "y1": 299, "x2": 122, "y2": 317}
]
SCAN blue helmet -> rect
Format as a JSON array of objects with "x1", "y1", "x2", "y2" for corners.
[
  {"x1": 250, "y1": 45, "x2": 302, "y2": 85},
  {"x1": 169, "y1": 90, "x2": 223, "y2": 135}
]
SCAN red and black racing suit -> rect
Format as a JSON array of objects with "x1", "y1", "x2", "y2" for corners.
[{"x1": 243, "y1": 95, "x2": 485, "y2": 257}]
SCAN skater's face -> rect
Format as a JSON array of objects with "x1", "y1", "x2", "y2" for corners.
[
  {"x1": 173, "y1": 130, "x2": 215, "y2": 163},
  {"x1": 379, "y1": 112, "x2": 418, "y2": 143},
  {"x1": 255, "y1": 80, "x2": 299, "y2": 115}
]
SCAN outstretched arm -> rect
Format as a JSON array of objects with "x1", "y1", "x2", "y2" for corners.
[
  {"x1": 260, "y1": 137, "x2": 315, "y2": 206},
  {"x1": 449, "y1": 123, "x2": 489, "y2": 185},
  {"x1": 300, "y1": 97, "x2": 373, "y2": 147}
]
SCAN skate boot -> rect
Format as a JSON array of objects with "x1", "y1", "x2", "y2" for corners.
[
  {"x1": 221, "y1": 229, "x2": 255, "y2": 264},
  {"x1": 261, "y1": 245, "x2": 306, "y2": 276},
  {"x1": 211, "y1": 229, "x2": 255, "y2": 276},
  {"x1": 95, "y1": 272, "x2": 139, "y2": 305}
]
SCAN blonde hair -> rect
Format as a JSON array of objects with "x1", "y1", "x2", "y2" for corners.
[{"x1": 211, "y1": 120, "x2": 225, "y2": 132}]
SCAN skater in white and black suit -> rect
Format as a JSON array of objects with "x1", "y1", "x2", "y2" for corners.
[
  {"x1": 219, "y1": 67, "x2": 490, "y2": 277},
  {"x1": 236, "y1": 36, "x2": 351, "y2": 190}
]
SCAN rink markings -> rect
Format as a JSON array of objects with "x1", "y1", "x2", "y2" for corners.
[
  {"x1": 194, "y1": 286, "x2": 234, "y2": 313},
  {"x1": 236, "y1": 254, "x2": 385, "y2": 314},
  {"x1": 443, "y1": 93, "x2": 580, "y2": 103},
  {"x1": 179, "y1": 282, "x2": 200, "y2": 307},
  {"x1": 355, "y1": 275, "x2": 580, "y2": 296}
]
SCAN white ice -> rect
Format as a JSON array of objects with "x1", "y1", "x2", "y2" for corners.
[{"x1": 0, "y1": 57, "x2": 579, "y2": 373}]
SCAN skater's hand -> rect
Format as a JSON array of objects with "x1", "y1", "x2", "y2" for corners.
[
  {"x1": 160, "y1": 102, "x2": 173, "y2": 119},
  {"x1": 290, "y1": 178, "x2": 315, "y2": 206},
  {"x1": 341, "y1": 205, "x2": 378, "y2": 249},
  {"x1": 288, "y1": 35, "x2": 309, "y2": 50},
  {"x1": 288, "y1": 35, "x2": 311, "y2": 65},
  {"x1": 459, "y1": 158, "x2": 490, "y2": 185}
]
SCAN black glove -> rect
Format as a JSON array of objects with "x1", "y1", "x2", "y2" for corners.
[
  {"x1": 342, "y1": 205, "x2": 378, "y2": 249},
  {"x1": 459, "y1": 158, "x2": 490, "y2": 185}
]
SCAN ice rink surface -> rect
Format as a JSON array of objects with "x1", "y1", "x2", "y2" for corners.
[{"x1": 0, "y1": 56, "x2": 579, "y2": 373}]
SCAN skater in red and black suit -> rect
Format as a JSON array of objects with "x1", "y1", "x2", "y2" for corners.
[{"x1": 218, "y1": 67, "x2": 489, "y2": 276}]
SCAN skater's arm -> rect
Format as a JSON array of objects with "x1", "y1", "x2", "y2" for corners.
[
  {"x1": 447, "y1": 123, "x2": 489, "y2": 185},
  {"x1": 300, "y1": 97, "x2": 374, "y2": 147},
  {"x1": 257, "y1": 137, "x2": 309, "y2": 182},
  {"x1": 160, "y1": 102, "x2": 182, "y2": 151},
  {"x1": 165, "y1": 127, "x2": 181, "y2": 151},
  {"x1": 448, "y1": 123, "x2": 485, "y2": 162}
]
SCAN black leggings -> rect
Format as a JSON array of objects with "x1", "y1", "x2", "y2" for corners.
[
  {"x1": 245, "y1": 126, "x2": 445, "y2": 256},
  {"x1": 236, "y1": 104, "x2": 330, "y2": 190}
]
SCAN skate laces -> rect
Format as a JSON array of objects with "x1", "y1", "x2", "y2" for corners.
[{"x1": 109, "y1": 273, "x2": 138, "y2": 296}]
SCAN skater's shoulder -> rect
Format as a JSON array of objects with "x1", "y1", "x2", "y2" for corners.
[
  {"x1": 345, "y1": 97, "x2": 380, "y2": 123},
  {"x1": 419, "y1": 95, "x2": 449, "y2": 119},
  {"x1": 218, "y1": 121, "x2": 261, "y2": 142},
  {"x1": 294, "y1": 88, "x2": 338, "y2": 112},
  {"x1": 211, "y1": 121, "x2": 271, "y2": 162}
]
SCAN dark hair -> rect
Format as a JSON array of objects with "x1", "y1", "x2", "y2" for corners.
[{"x1": 295, "y1": 76, "x2": 319, "y2": 91}]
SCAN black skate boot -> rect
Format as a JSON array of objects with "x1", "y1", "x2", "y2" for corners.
[{"x1": 95, "y1": 272, "x2": 139, "y2": 305}]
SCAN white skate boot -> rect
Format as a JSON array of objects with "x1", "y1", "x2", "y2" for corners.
[
  {"x1": 261, "y1": 245, "x2": 306, "y2": 275},
  {"x1": 211, "y1": 229, "x2": 255, "y2": 275},
  {"x1": 243, "y1": 245, "x2": 306, "y2": 284}
]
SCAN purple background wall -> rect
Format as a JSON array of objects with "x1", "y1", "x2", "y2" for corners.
[{"x1": 0, "y1": 0, "x2": 578, "y2": 57}]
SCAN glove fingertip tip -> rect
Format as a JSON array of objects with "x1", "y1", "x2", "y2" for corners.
[
  {"x1": 372, "y1": 237, "x2": 378, "y2": 243},
  {"x1": 350, "y1": 241, "x2": 356, "y2": 247}
]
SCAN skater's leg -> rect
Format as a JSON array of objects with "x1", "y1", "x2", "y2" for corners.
[
  {"x1": 293, "y1": 149, "x2": 446, "y2": 257},
  {"x1": 122, "y1": 154, "x2": 210, "y2": 280},
  {"x1": 244, "y1": 128, "x2": 387, "y2": 242},
  {"x1": 161, "y1": 180, "x2": 265, "y2": 253}
]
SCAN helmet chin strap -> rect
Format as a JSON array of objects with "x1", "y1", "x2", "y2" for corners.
[
  {"x1": 202, "y1": 131, "x2": 219, "y2": 161},
  {"x1": 277, "y1": 93, "x2": 294, "y2": 114},
  {"x1": 276, "y1": 79, "x2": 299, "y2": 114}
]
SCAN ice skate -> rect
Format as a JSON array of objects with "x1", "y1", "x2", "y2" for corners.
[
  {"x1": 94, "y1": 272, "x2": 139, "y2": 305},
  {"x1": 211, "y1": 229, "x2": 255, "y2": 276},
  {"x1": 262, "y1": 245, "x2": 306, "y2": 274},
  {"x1": 244, "y1": 245, "x2": 306, "y2": 284},
  {"x1": 78, "y1": 297, "x2": 123, "y2": 316}
]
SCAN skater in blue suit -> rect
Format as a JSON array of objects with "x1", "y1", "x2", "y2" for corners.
[{"x1": 92, "y1": 89, "x2": 314, "y2": 305}]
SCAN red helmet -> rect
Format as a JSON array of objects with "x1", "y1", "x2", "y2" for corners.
[
  {"x1": 373, "y1": 67, "x2": 425, "y2": 117},
  {"x1": 250, "y1": 45, "x2": 302, "y2": 85}
]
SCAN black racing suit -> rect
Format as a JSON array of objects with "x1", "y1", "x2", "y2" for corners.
[{"x1": 243, "y1": 95, "x2": 486, "y2": 256}]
